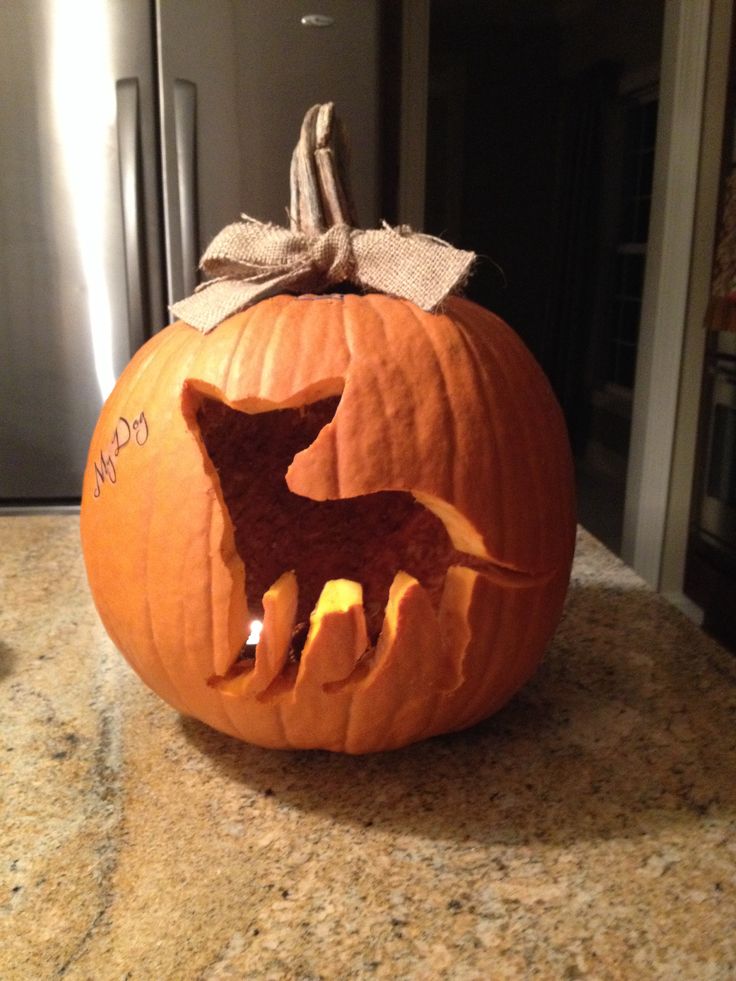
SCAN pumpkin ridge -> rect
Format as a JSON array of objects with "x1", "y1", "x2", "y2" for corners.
[
  {"x1": 440, "y1": 300, "x2": 509, "y2": 562},
  {"x1": 257, "y1": 297, "x2": 295, "y2": 397},
  {"x1": 221, "y1": 308, "x2": 254, "y2": 394},
  {"x1": 468, "y1": 586, "x2": 531, "y2": 727},
  {"x1": 162, "y1": 329, "x2": 229, "y2": 714},
  {"x1": 403, "y1": 300, "x2": 460, "y2": 500},
  {"x1": 202, "y1": 489, "x2": 246, "y2": 741},
  {"x1": 417, "y1": 567, "x2": 481, "y2": 739},
  {"x1": 174, "y1": 339, "x2": 243, "y2": 695},
  {"x1": 458, "y1": 304, "x2": 548, "y2": 567},
  {"x1": 343, "y1": 295, "x2": 399, "y2": 493},
  {"x1": 477, "y1": 577, "x2": 548, "y2": 722},
  {"x1": 451, "y1": 298, "x2": 574, "y2": 572},
  {"x1": 141, "y1": 328, "x2": 206, "y2": 715},
  {"x1": 169, "y1": 339, "x2": 240, "y2": 730},
  {"x1": 205, "y1": 489, "x2": 263, "y2": 741}
]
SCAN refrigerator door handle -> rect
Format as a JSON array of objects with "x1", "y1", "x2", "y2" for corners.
[
  {"x1": 116, "y1": 77, "x2": 149, "y2": 354},
  {"x1": 173, "y1": 79, "x2": 200, "y2": 297}
]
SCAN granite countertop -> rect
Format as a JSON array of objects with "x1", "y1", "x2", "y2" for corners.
[{"x1": 1, "y1": 514, "x2": 735, "y2": 980}]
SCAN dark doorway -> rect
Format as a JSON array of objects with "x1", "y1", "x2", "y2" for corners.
[{"x1": 424, "y1": 0, "x2": 665, "y2": 553}]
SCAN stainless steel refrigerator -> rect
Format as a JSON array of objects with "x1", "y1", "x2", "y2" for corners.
[{"x1": 0, "y1": 0, "x2": 386, "y2": 503}]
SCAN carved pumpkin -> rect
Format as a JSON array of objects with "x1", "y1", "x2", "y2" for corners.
[{"x1": 80, "y1": 106, "x2": 575, "y2": 753}]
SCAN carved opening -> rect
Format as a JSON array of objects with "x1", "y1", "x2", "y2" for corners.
[{"x1": 191, "y1": 389, "x2": 489, "y2": 659}]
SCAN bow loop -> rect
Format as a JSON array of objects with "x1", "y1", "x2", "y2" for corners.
[
  {"x1": 199, "y1": 217, "x2": 310, "y2": 278},
  {"x1": 171, "y1": 216, "x2": 475, "y2": 333}
]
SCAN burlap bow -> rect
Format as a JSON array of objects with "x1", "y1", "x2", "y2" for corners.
[{"x1": 170, "y1": 215, "x2": 476, "y2": 333}]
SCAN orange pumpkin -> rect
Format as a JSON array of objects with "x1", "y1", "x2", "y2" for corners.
[
  {"x1": 80, "y1": 291, "x2": 574, "y2": 753},
  {"x1": 80, "y1": 104, "x2": 575, "y2": 753}
]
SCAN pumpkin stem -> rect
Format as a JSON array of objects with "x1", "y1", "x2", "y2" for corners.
[{"x1": 289, "y1": 103, "x2": 358, "y2": 235}]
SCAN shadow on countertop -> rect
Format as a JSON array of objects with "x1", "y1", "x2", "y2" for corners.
[
  {"x1": 179, "y1": 579, "x2": 736, "y2": 848},
  {"x1": 0, "y1": 639, "x2": 19, "y2": 681}
]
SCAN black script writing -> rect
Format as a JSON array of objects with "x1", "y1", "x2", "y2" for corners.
[{"x1": 93, "y1": 411, "x2": 148, "y2": 498}]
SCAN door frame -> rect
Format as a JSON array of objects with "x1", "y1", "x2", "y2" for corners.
[{"x1": 622, "y1": 0, "x2": 732, "y2": 604}]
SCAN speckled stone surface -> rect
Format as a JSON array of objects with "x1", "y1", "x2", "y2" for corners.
[{"x1": 1, "y1": 514, "x2": 735, "y2": 980}]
